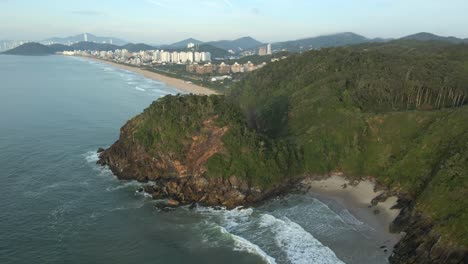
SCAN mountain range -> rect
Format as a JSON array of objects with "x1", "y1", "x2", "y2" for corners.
[
  {"x1": 206, "y1": 37, "x2": 264, "y2": 52},
  {"x1": 272, "y1": 32, "x2": 386, "y2": 52},
  {"x1": 400, "y1": 32, "x2": 468, "y2": 43},
  {"x1": 3, "y1": 32, "x2": 468, "y2": 56}
]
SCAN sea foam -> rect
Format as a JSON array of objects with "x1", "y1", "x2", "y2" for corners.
[
  {"x1": 259, "y1": 214, "x2": 345, "y2": 264},
  {"x1": 219, "y1": 226, "x2": 277, "y2": 264}
]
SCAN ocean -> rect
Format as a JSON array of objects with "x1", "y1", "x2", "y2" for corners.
[{"x1": 0, "y1": 55, "x2": 390, "y2": 264}]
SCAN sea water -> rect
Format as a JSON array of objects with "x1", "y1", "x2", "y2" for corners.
[{"x1": 0, "y1": 55, "x2": 390, "y2": 264}]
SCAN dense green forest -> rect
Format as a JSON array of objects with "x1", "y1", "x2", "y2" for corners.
[
  {"x1": 227, "y1": 41, "x2": 468, "y2": 245},
  {"x1": 131, "y1": 41, "x2": 467, "y2": 247},
  {"x1": 133, "y1": 95, "x2": 299, "y2": 187}
]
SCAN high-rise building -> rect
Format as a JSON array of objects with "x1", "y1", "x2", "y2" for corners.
[
  {"x1": 258, "y1": 47, "x2": 267, "y2": 56},
  {"x1": 171, "y1": 52, "x2": 180, "y2": 63},
  {"x1": 84, "y1": 33, "x2": 88, "y2": 42},
  {"x1": 200, "y1": 52, "x2": 211, "y2": 62},
  {"x1": 194, "y1": 52, "x2": 201, "y2": 62},
  {"x1": 267, "y1": 44, "x2": 272, "y2": 55}
]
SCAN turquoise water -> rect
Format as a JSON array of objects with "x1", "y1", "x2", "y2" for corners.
[{"x1": 0, "y1": 55, "x2": 389, "y2": 264}]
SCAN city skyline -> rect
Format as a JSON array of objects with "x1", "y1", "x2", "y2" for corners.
[{"x1": 1, "y1": 0, "x2": 468, "y2": 44}]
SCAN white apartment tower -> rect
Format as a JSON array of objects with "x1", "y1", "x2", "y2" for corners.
[
  {"x1": 267, "y1": 43, "x2": 272, "y2": 55},
  {"x1": 84, "y1": 33, "x2": 88, "y2": 42}
]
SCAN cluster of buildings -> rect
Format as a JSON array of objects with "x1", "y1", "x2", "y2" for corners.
[
  {"x1": 258, "y1": 44, "x2": 272, "y2": 56},
  {"x1": 186, "y1": 61, "x2": 267, "y2": 75},
  {"x1": 62, "y1": 49, "x2": 211, "y2": 66}
]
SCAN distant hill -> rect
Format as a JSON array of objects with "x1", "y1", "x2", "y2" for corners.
[
  {"x1": 2, "y1": 42, "x2": 55, "y2": 55},
  {"x1": 48, "y1": 44, "x2": 71, "y2": 52},
  {"x1": 207, "y1": 37, "x2": 263, "y2": 53},
  {"x1": 70, "y1": 41, "x2": 119, "y2": 51},
  {"x1": 272, "y1": 32, "x2": 377, "y2": 52},
  {"x1": 196, "y1": 44, "x2": 230, "y2": 58},
  {"x1": 167, "y1": 38, "x2": 204, "y2": 49},
  {"x1": 121, "y1": 43, "x2": 155, "y2": 52},
  {"x1": 42, "y1": 33, "x2": 128, "y2": 46},
  {"x1": 400, "y1": 32, "x2": 468, "y2": 43}
]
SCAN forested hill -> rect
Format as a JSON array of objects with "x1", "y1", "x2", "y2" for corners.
[
  {"x1": 225, "y1": 40, "x2": 467, "y2": 261},
  {"x1": 103, "y1": 40, "x2": 467, "y2": 263}
]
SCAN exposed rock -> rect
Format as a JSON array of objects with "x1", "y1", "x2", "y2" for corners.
[
  {"x1": 97, "y1": 116, "x2": 293, "y2": 209},
  {"x1": 389, "y1": 200, "x2": 468, "y2": 264},
  {"x1": 97, "y1": 147, "x2": 105, "y2": 153},
  {"x1": 167, "y1": 199, "x2": 180, "y2": 207}
]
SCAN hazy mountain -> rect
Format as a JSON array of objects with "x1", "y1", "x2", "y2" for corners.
[
  {"x1": 167, "y1": 38, "x2": 204, "y2": 49},
  {"x1": 196, "y1": 44, "x2": 230, "y2": 58},
  {"x1": 42, "y1": 33, "x2": 128, "y2": 46},
  {"x1": 207, "y1": 37, "x2": 263, "y2": 53},
  {"x1": 70, "y1": 41, "x2": 120, "y2": 51},
  {"x1": 121, "y1": 43, "x2": 155, "y2": 52},
  {"x1": 400, "y1": 32, "x2": 468, "y2": 43},
  {"x1": 272, "y1": 32, "x2": 376, "y2": 52},
  {"x1": 2, "y1": 42, "x2": 55, "y2": 55},
  {"x1": 48, "y1": 44, "x2": 71, "y2": 52}
]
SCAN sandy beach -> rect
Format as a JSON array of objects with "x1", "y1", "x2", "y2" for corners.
[
  {"x1": 302, "y1": 173, "x2": 403, "y2": 249},
  {"x1": 84, "y1": 57, "x2": 218, "y2": 95}
]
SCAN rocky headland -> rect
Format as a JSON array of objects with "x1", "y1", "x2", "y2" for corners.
[{"x1": 98, "y1": 40, "x2": 468, "y2": 263}]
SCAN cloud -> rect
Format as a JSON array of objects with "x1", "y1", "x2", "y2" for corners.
[{"x1": 71, "y1": 10, "x2": 104, "y2": 16}]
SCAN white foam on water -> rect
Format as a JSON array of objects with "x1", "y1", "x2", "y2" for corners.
[
  {"x1": 134, "y1": 189, "x2": 153, "y2": 198},
  {"x1": 218, "y1": 226, "x2": 277, "y2": 264},
  {"x1": 194, "y1": 207, "x2": 275, "y2": 263},
  {"x1": 152, "y1": 88, "x2": 171, "y2": 94},
  {"x1": 135, "y1": 86, "x2": 146, "y2": 92},
  {"x1": 84, "y1": 151, "x2": 99, "y2": 163},
  {"x1": 105, "y1": 180, "x2": 143, "y2": 192},
  {"x1": 260, "y1": 214, "x2": 345, "y2": 264},
  {"x1": 195, "y1": 206, "x2": 254, "y2": 231}
]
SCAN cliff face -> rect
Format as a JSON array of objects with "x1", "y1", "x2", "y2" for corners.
[{"x1": 390, "y1": 201, "x2": 468, "y2": 264}]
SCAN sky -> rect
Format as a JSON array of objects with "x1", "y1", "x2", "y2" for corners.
[{"x1": 0, "y1": 0, "x2": 467, "y2": 44}]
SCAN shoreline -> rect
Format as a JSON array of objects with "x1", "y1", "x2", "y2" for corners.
[
  {"x1": 302, "y1": 174, "x2": 403, "y2": 250},
  {"x1": 80, "y1": 56, "x2": 218, "y2": 96}
]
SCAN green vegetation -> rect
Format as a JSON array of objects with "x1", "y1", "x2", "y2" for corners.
[
  {"x1": 272, "y1": 32, "x2": 375, "y2": 52},
  {"x1": 132, "y1": 40, "x2": 468, "y2": 245},
  {"x1": 143, "y1": 65, "x2": 230, "y2": 92},
  {"x1": 214, "y1": 51, "x2": 290, "y2": 65},
  {"x1": 227, "y1": 41, "x2": 468, "y2": 245},
  {"x1": 132, "y1": 95, "x2": 298, "y2": 187}
]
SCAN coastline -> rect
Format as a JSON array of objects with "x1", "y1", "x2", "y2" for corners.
[
  {"x1": 81, "y1": 56, "x2": 218, "y2": 96},
  {"x1": 302, "y1": 174, "x2": 403, "y2": 250}
]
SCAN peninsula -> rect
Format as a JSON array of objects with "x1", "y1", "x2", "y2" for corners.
[{"x1": 98, "y1": 40, "x2": 468, "y2": 263}]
